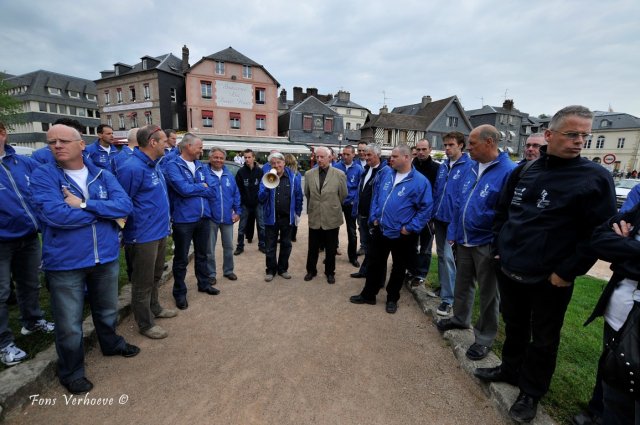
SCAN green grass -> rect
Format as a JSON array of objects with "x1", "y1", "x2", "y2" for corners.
[{"x1": 426, "y1": 259, "x2": 607, "y2": 424}]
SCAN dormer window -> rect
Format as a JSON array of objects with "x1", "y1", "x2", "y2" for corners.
[
  {"x1": 243, "y1": 65, "x2": 252, "y2": 79},
  {"x1": 600, "y1": 119, "x2": 610, "y2": 128},
  {"x1": 216, "y1": 61, "x2": 225, "y2": 75},
  {"x1": 48, "y1": 87, "x2": 62, "y2": 96},
  {"x1": 68, "y1": 90, "x2": 80, "y2": 98},
  {"x1": 86, "y1": 94, "x2": 97, "y2": 102},
  {"x1": 142, "y1": 59, "x2": 148, "y2": 70}
]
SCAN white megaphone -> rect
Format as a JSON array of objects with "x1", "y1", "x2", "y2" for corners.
[{"x1": 262, "y1": 169, "x2": 280, "y2": 189}]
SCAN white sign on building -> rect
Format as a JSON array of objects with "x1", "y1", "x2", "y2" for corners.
[{"x1": 215, "y1": 81, "x2": 253, "y2": 109}]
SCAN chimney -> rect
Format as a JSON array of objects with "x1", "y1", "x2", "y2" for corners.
[
  {"x1": 279, "y1": 88, "x2": 287, "y2": 103},
  {"x1": 293, "y1": 87, "x2": 303, "y2": 104},
  {"x1": 337, "y1": 90, "x2": 350, "y2": 102},
  {"x1": 380, "y1": 105, "x2": 388, "y2": 114},
  {"x1": 421, "y1": 95, "x2": 432, "y2": 108},
  {"x1": 503, "y1": 99, "x2": 514, "y2": 110},
  {"x1": 181, "y1": 45, "x2": 190, "y2": 73},
  {"x1": 307, "y1": 87, "x2": 318, "y2": 98}
]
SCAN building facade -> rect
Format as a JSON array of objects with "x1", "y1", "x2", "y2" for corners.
[
  {"x1": 278, "y1": 96, "x2": 344, "y2": 146},
  {"x1": 96, "y1": 47, "x2": 188, "y2": 139},
  {"x1": 582, "y1": 111, "x2": 640, "y2": 174},
  {"x1": 185, "y1": 47, "x2": 280, "y2": 138},
  {"x1": 4, "y1": 70, "x2": 101, "y2": 148}
]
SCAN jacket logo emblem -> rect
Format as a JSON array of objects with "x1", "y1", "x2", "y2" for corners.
[
  {"x1": 97, "y1": 185, "x2": 108, "y2": 199},
  {"x1": 397, "y1": 186, "x2": 406, "y2": 197},
  {"x1": 479, "y1": 183, "x2": 490, "y2": 198},
  {"x1": 511, "y1": 187, "x2": 526, "y2": 205},
  {"x1": 536, "y1": 189, "x2": 550, "y2": 208},
  {"x1": 453, "y1": 170, "x2": 461, "y2": 180}
]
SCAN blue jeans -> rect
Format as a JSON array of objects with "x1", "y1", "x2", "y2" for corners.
[
  {"x1": 237, "y1": 205, "x2": 265, "y2": 249},
  {"x1": 434, "y1": 220, "x2": 456, "y2": 305},
  {"x1": 0, "y1": 233, "x2": 46, "y2": 349},
  {"x1": 264, "y1": 223, "x2": 292, "y2": 275},
  {"x1": 46, "y1": 260, "x2": 125, "y2": 384},
  {"x1": 172, "y1": 219, "x2": 210, "y2": 300},
  {"x1": 207, "y1": 221, "x2": 234, "y2": 278}
]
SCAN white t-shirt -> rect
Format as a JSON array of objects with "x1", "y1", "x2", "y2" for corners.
[
  {"x1": 64, "y1": 166, "x2": 90, "y2": 199},
  {"x1": 604, "y1": 232, "x2": 640, "y2": 331},
  {"x1": 182, "y1": 159, "x2": 196, "y2": 176},
  {"x1": 477, "y1": 161, "x2": 491, "y2": 178},
  {"x1": 393, "y1": 171, "x2": 410, "y2": 187},
  {"x1": 212, "y1": 168, "x2": 223, "y2": 178},
  {"x1": 363, "y1": 165, "x2": 375, "y2": 188},
  {"x1": 99, "y1": 145, "x2": 111, "y2": 155}
]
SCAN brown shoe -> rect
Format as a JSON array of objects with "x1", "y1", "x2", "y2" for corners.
[
  {"x1": 140, "y1": 325, "x2": 168, "y2": 339},
  {"x1": 155, "y1": 308, "x2": 178, "y2": 319}
]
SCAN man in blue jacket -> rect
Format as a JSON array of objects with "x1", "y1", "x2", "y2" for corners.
[
  {"x1": 112, "y1": 128, "x2": 138, "y2": 176},
  {"x1": 30, "y1": 124, "x2": 138, "y2": 395},
  {"x1": 334, "y1": 145, "x2": 364, "y2": 267},
  {"x1": 117, "y1": 125, "x2": 176, "y2": 340},
  {"x1": 437, "y1": 125, "x2": 516, "y2": 362},
  {"x1": 84, "y1": 124, "x2": 118, "y2": 173},
  {"x1": 164, "y1": 133, "x2": 217, "y2": 309},
  {"x1": 350, "y1": 144, "x2": 432, "y2": 314},
  {"x1": 430, "y1": 132, "x2": 473, "y2": 316},
  {"x1": 0, "y1": 123, "x2": 54, "y2": 367},
  {"x1": 206, "y1": 147, "x2": 242, "y2": 282},
  {"x1": 620, "y1": 183, "x2": 640, "y2": 212},
  {"x1": 258, "y1": 152, "x2": 303, "y2": 282}
]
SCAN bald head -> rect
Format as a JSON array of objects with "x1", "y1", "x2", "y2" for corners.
[
  {"x1": 46, "y1": 124, "x2": 86, "y2": 169},
  {"x1": 468, "y1": 125, "x2": 500, "y2": 163}
]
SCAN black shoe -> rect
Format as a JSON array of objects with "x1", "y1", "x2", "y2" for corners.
[
  {"x1": 224, "y1": 273, "x2": 238, "y2": 281},
  {"x1": 198, "y1": 286, "x2": 220, "y2": 295},
  {"x1": 349, "y1": 295, "x2": 376, "y2": 305},
  {"x1": 64, "y1": 377, "x2": 94, "y2": 394},
  {"x1": 474, "y1": 365, "x2": 518, "y2": 385},
  {"x1": 350, "y1": 260, "x2": 360, "y2": 267},
  {"x1": 350, "y1": 272, "x2": 366, "y2": 278},
  {"x1": 436, "y1": 318, "x2": 468, "y2": 333},
  {"x1": 258, "y1": 247, "x2": 266, "y2": 254},
  {"x1": 304, "y1": 272, "x2": 317, "y2": 281},
  {"x1": 385, "y1": 301, "x2": 398, "y2": 314},
  {"x1": 291, "y1": 238, "x2": 297, "y2": 242},
  {"x1": 509, "y1": 392, "x2": 539, "y2": 423},
  {"x1": 247, "y1": 238, "x2": 253, "y2": 244},
  {"x1": 466, "y1": 343, "x2": 490, "y2": 361},
  {"x1": 327, "y1": 274, "x2": 336, "y2": 284},
  {"x1": 209, "y1": 277, "x2": 217, "y2": 286},
  {"x1": 357, "y1": 248, "x2": 365, "y2": 256},
  {"x1": 176, "y1": 298, "x2": 188, "y2": 310},
  {"x1": 572, "y1": 410, "x2": 602, "y2": 425},
  {"x1": 106, "y1": 343, "x2": 140, "y2": 358},
  {"x1": 233, "y1": 248, "x2": 244, "y2": 256}
]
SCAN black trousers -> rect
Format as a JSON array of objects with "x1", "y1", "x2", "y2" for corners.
[
  {"x1": 342, "y1": 204, "x2": 358, "y2": 262},
  {"x1": 306, "y1": 227, "x2": 339, "y2": 276},
  {"x1": 497, "y1": 268, "x2": 574, "y2": 399},
  {"x1": 360, "y1": 230, "x2": 417, "y2": 303}
]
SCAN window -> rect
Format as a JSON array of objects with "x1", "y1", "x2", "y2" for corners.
[
  {"x1": 230, "y1": 112, "x2": 241, "y2": 129},
  {"x1": 68, "y1": 90, "x2": 80, "y2": 98},
  {"x1": 585, "y1": 136, "x2": 592, "y2": 149},
  {"x1": 303, "y1": 115, "x2": 313, "y2": 132},
  {"x1": 201, "y1": 81, "x2": 212, "y2": 99},
  {"x1": 202, "y1": 110, "x2": 213, "y2": 128},
  {"x1": 130, "y1": 112, "x2": 138, "y2": 128},
  {"x1": 78, "y1": 108, "x2": 86, "y2": 117},
  {"x1": 145, "y1": 111, "x2": 152, "y2": 125},
  {"x1": 600, "y1": 120, "x2": 610, "y2": 128},
  {"x1": 87, "y1": 109, "x2": 94, "y2": 118},
  {"x1": 508, "y1": 115, "x2": 514, "y2": 125},
  {"x1": 48, "y1": 103, "x2": 57, "y2": 113},
  {"x1": 48, "y1": 87, "x2": 61, "y2": 96},
  {"x1": 617, "y1": 138, "x2": 625, "y2": 149},
  {"x1": 39, "y1": 102, "x2": 47, "y2": 112},
  {"x1": 170, "y1": 88, "x2": 176, "y2": 102},
  {"x1": 256, "y1": 114, "x2": 266, "y2": 131},
  {"x1": 356, "y1": 123, "x2": 361, "y2": 130},
  {"x1": 346, "y1": 122, "x2": 351, "y2": 130},
  {"x1": 243, "y1": 65, "x2": 252, "y2": 78},
  {"x1": 118, "y1": 114, "x2": 125, "y2": 130},
  {"x1": 129, "y1": 86, "x2": 136, "y2": 101},
  {"x1": 361, "y1": 110, "x2": 365, "y2": 117},
  {"x1": 104, "y1": 91, "x2": 110, "y2": 105},
  {"x1": 215, "y1": 61, "x2": 225, "y2": 75},
  {"x1": 142, "y1": 59, "x2": 148, "y2": 70},
  {"x1": 255, "y1": 88, "x2": 265, "y2": 104},
  {"x1": 107, "y1": 115, "x2": 113, "y2": 127},
  {"x1": 596, "y1": 135, "x2": 605, "y2": 149},
  {"x1": 69, "y1": 106, "x2": 76, "y2": 116},
  {"x1": 399, "y1": 130, "x2": 407, "y2": 143},
  {"x1": 346, "y1": 108, "x2": 351, "y2": 115},
  {"x1": 447, "y1": 116, "x2": 459, "y2": 127},
  {"x1": 324, "y1": 117, "x2": 333, "y2": 133},
  {"x1": 116, "y1": 88, "x2": 123, "y2": 103},
  {"x1": 89, "y1": 127, "x2": 96, "y2": 135},
  {"x1": 143, "y1": 84, "x2": 151, "y2": 100},
  {"x1": 41, "y1": 123, "x2": 50, "y2": 132}
]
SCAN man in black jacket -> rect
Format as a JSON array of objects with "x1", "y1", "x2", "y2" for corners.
[
  {"x1": 475, "y1": 105, "x2": 617, "y2": 423},
  {"x1": 234, "y1": 149, "x2": 265, "y2": 255}
]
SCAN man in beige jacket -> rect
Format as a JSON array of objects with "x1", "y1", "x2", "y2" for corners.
[{"x1": 304, "y1": 146, "x2": 347, "y2": 284}]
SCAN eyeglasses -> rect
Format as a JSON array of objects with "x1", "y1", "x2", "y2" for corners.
[
  {"x1": 148, "y1": 127, "x2": 162, "y2": 142},
  {"x1": 550, "y1": 130, "x2": 591, "y2": 140},
  {"x1": 525, "y1": 143, "x2": 542, "y2": 149},
  {"x1": 46, "y1": 138, "x2": 80, "y2": 145}
]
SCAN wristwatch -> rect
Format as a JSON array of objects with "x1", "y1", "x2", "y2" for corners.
[{"x1": 80, "y1": 201, "x2": 87, "y2": 209}]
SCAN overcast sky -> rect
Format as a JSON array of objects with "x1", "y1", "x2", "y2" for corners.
[{"x1": 2, "y1": 0, "x2": 639, "y2": 118}]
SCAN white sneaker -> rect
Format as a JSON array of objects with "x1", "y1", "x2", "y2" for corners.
[
  {"x1": 1, "y1": 343, "x2": 28, "y2": 366},
  {"x1": 21, "y1": 319, "x2": 55, "y2": 335},
  {"x1": 265, "y1": 274, "x2": 274, "y2": 282}
]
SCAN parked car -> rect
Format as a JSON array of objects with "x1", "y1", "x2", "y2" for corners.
[
  {"x1": 615, "y1": 178, "x2": 640, "y2": 208},
  {"x1": 224, "y1": 160, "x2": 241, "y2": 177}
]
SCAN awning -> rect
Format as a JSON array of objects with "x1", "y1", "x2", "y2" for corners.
[
  {"x1": 202, "y1": 110, "x2": 214, "y2": 118},
  {"x1": 201, "y1": 140, "x2": 311, "y2": 155},
  {"x1": 229, "y1": 112, "x2": 241, "y2": 119}
]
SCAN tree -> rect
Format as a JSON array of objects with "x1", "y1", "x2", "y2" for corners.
[
  {"x1": 0, "y1": 77, "x2": 23, "y2": 128},
  {"x1": 538, "y1": 114, "x2": 550, "y2": 119}
]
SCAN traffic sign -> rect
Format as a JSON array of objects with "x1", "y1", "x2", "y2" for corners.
[{"x1": 603, "y1": 153, "x2": 616, "y2": 164}]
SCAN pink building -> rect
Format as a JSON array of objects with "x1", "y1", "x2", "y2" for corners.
[{"x1": 185, "y1": 47, "x2": 280, "y2": 137}]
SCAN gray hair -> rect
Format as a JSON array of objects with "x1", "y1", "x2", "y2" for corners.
[
  {"x1": 477, "y1": 126, "x2": 500, "y2": 145},
  {"x1": 548, "y1": 105, "x2": 593, "y2": 130},
  {"x1": 179, "y1": 133, "x2": 200, "y2": 149},
  {"x1": 127, "y1": 128, "x2": 138, "y2": 145},
  {"x1": 315, "y1": 146, "x2": 330, "y2": 156},
  {"x1": 210, "y1": 146, "x2": 226, "y2": 157},
  {"x1": 393, "y1": 144, "x2": 412, "y2": 156},
  {"x1": 367, "y1": 144, "x2": 382, "y2": 157},
  {"x1": 268, "y1": 151, "x2": 285, "y2": 162}
]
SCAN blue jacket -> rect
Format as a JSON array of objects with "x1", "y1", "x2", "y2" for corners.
[
  {"x1": 448, "y1": 152, "x2": 515, "y2": 245},
  {"x1": 112, "y1": 145, "x2": 134, "y2": 176},
  {"x1": 370, "y1": 166, "x2": 432, "y2": 239},
  {"x1": 621, "y1": 184, "x2": 640, "y2": 213},
  {"x1": 157, "y1": 146, "x2": 180, "y2": 172},
  {"x1": 116, "y1": 148, "x2": 171, "y2": 244},
  {"x1": 432, "y1": 153, "x2": 473, "y2": 223},
  {"x1": 164, "y1": 157, "x2": 215, "y2": 224},
  {"x1": 29, "y1": 160, "x2": 133, "y2": 271},
  {"x1": 0, "y1": 145, "x2": 40, "y2": 240},
  {"x1": 31, "y1": 146, "x2": 56, "y2": 165},
  {"x1": 258, "y1": 167, "x2": 303, "y2": 225},
  {"x1": 84, "y1": 140, "x2": 119, "y2": 173},
  {"x1": 206, "y1": 165, "x2": 242, "y2": 224},
  {"x1": 334, "y1": 161, "x2": 364, "y2": 206}
]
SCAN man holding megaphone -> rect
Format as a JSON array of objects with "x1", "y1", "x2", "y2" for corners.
[{"x1": 258, "y1": 152, "x2": 303, "y2": 282}]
